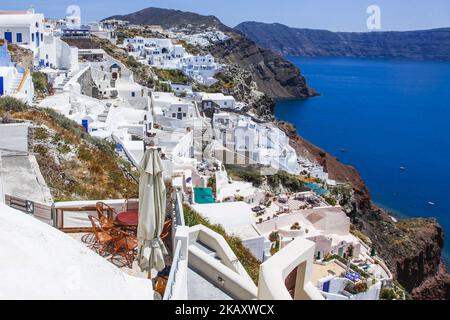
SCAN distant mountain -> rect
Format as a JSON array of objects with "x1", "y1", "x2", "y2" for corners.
[
  {"x1": 104, "y1": 7, "x2": 231, "y2": 32},
  {"x1": 235, "y1": 21, "x2": 450, "y2": 61},
  {"x1": 103, "y1": 8, "x2": 316, "y2": 101}
]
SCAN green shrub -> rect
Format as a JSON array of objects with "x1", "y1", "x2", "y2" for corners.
[
  {"x1": 155, "y1": 69, "x2": 191, "y2": 84},
  {"x1": 268, "y1": 171, "x2": 307, "y2": 192},
  {"x1": 34, "y1": 144, "x2": 49, "y2": 156},
  {"x1": 227, "y1": 166, "x2": 263, "y2": 187},
  {"x1": 57, "y1": 144, "x2": 71, "y2": 154},
  {"x1": 34, "y1": 127, "x2": 49, "y2": 141},
  {"x1": 77, "y1": 146, "x2": 93, "y2": 161},
  {"x1": 324, "y1": 196, "x2": 337, "y2": 206},
  {"x1": 126, "y1": 56, "x2": 140, "y2": 69},
  {"x1": 0, "y1": 96, "x2": 28, "y2": 112},
  {"x1": 380, "y1": 288, "x2": 398, "y2": 300},
  {"x1": 32, "y1": 72, "x2": 49, "y2": 93}
]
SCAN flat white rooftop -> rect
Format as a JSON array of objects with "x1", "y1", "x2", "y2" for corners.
[{"x1": 191, "y1": 202, "x2": 261, "y2": 240}]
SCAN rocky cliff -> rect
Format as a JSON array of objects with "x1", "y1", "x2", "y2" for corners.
[
  {"x1": 279, "y1": 121, "x2": 450, "y2": 300},
  {"x1": 236, "y1": 22, "x2": 450, "y2": 61},
  {"x1": 208, "y1": 33, "x2": 316, "y2": 100},
  {"x1": 103, "y1": 7, "x2": 316, "y2": 101}
]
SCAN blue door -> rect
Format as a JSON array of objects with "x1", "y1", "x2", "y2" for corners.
[
  {"x1": 82, "y1": 119, "x2": 89, "y2": 132},
  {"x1": 16, "y1": 33, "x2": 22, "y2": 43},
  {"x1": 4, "y1": 32, "x2": 13, "y2": 43},
  {"x1": 323, "y1": 280, "x2": 331, "y2": 293},
  {"x1": 0, "y1": 77, "x2": 4, "y2": 96},
  {"x1": 36, "y1": 32, "x2": 39, "y2": 47}
]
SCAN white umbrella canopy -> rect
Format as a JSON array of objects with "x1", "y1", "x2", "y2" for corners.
[{"x1": 137, "y1": 147, "x2": 168, "y2": 273}]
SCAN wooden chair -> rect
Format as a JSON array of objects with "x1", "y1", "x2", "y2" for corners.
[
  {"x1": 96, "y1": 202, "x2": 117, "y2": 228},
  {"x1": 89, "y1": 215, "x2": 114, "y2": 257},
  {"x1": 82, "y1": 202, "x2": 117, "y2": 246},
  {"x1": 109, "y1": 229, "x2": 138, "y2": 268},
  {"x1": 160, "y1": 218, "x2": 172, "y2": 241}
]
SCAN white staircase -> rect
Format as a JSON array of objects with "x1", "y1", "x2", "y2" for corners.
[
  {"x1": 54, "y1": 73, "x2": 74, "y2": 92},
  {"x1": 97, "y1": 103, "x2": 112, "y2": 123},
  {"x1": 10, "y1": 73, "x2": 24, "y2": 94}
]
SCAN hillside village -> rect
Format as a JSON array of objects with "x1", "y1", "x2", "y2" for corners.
[{"x1": 0, "y1": 8, "x2": 405, "y2": 300}]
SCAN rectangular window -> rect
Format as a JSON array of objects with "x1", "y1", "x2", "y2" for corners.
[
  {"x1": 183, "y1": 113, "x2": 186, "y2": 117},
  {"x1": 16, "y1": 33, "x2": 22, "y2": 43},
  {"x1": 41, "y1": 33, "x2": 43, "y2": 42},
  {"x1": 131, "y1": 92, "x2": 135, "y2": 97},
  {"x1": 32, "y1": 33, "x2": 35, "y2": 42},
  {"x1": 0, "y1": 76, "x2": 4, "y2": 96},
  {"x1": 4, "y1": 32, "x2": 13, "y2": 43},
  {"x1": 172, "y1": 113, "x2": 176, "y2": 118}
]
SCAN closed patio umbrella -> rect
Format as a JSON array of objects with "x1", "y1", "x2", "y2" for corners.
[{"x1": 137, "y1": 147, "x2": 167, "y2": 274}]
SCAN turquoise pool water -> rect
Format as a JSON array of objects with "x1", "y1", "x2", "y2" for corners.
[{"x1": 304, "y1": 183, "x2": 329, "y2": 196}]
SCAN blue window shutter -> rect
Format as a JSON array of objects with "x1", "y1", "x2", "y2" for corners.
[
  {"x1": 0, "y1": 77, "x2": 4, "y2": 96},
  {"x1": 16, "y1": 33, "x2": 22, "y2": 43},
  {"x1": 32, "y1": 33, "x2": 35, "y2": 42},
  {"x1": 4, "y1": 32, "x2": 13, "y2": 43}
]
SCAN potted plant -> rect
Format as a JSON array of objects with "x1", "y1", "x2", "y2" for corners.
[
  {"x1": 269, "y1": 231, "x2": 279, "y2": 243},
  {"x1": 290, "y1": 222, "x2": 301, "y2": 230}
]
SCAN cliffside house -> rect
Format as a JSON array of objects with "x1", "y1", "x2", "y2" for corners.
[
  {"x1": 0, "y1": 9, "x2": 45, "y2": 56},
  {"x1": 200, "y1": 92, "x2": 236, "y2": 110}
]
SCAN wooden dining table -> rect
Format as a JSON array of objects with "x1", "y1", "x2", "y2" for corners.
[{"x1": 115, "y1": 210, "x2": 139, "y2": 232}]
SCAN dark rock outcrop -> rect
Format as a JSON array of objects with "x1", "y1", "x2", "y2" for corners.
[
  {"x1": 236, "y1": 21, "x2": 450, "y2": 61},
  {"x1": 208, "y1": 34, "x2": 317, "y2": 99}
]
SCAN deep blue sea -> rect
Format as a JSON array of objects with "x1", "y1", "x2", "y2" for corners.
[{"x1": 275, "y1": 57, "x2": 450, "y2": 266}]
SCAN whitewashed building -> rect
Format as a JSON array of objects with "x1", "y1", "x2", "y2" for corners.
[
  {"x1": 124, "y1": 37, "x2": 186, "y2": 70},
  {"x1": 199, "y1": 92, "x2": 236, "y2": 110},
  {"x1": 123, "y1": 37, "x2": 222, "y2": 85},
  {"x1": 0, "y1": 9, "x2": 45, "y2": 56},
  {"x1": 170, "y1": 83, "x2": 193, "y2": 96},
  {"x1": 151, "y1": 92, "x2": 199, "y2": 123},
  {"x1": 215, "y1": 170, "x2": 265, "y2": 205},
  {"x1": 256, "y1": 206, "x2": 361, "y2": 260},
  {"x1": 180, "y1": 54, "x2": 222, "y2": 86},
  {"x1": 212, "y1": 112, "x2": 300, "y2": 174},
  {"x1": 38, "y1": 34, "x2": 79, "y2": 70}
]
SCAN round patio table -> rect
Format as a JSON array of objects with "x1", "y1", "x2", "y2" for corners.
[{"x1": 116, "y1": 210, "x2": 139, "y2": 227}]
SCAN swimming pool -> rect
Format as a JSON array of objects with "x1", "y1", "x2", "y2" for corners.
[{"x1": 304, "y1": 183, "x2": 329, "y2": 196}]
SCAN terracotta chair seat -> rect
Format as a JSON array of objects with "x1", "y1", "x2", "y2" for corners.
[
  {"x1": 115, "y1": 235, "x2": 138, "y2": 251},
  {"x1": 97, "y1": 231, "x2": 113, "y2": 243}
]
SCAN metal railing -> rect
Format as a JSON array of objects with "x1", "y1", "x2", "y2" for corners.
[{"x1": 163, "y1": 239, "x2": 183, "y2": 300}]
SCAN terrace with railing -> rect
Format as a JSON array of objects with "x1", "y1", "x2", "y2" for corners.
[{"x1": 3, "y1": 190, "x2": 328, "y2": 300}]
